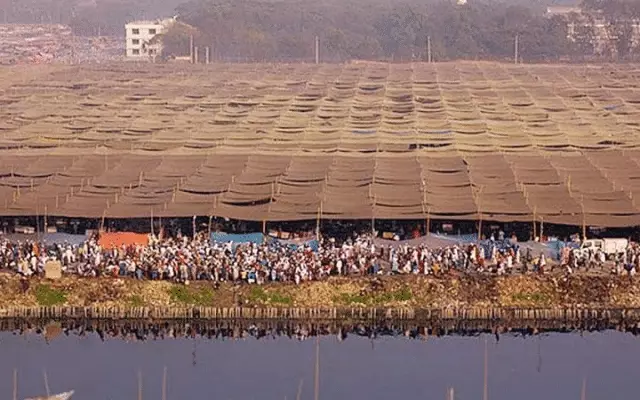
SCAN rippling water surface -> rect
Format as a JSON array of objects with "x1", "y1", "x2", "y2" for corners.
[{"x1": 1, "y1": 329, "x2": 638, "y2": 399}]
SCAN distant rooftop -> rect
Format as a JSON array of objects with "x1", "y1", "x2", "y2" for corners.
[
  {"x1": 546, "y1": 5, "x2": 581, "y2": 15},
  {"x1": 125, "y1": 17, "x2": 176, "y2": 26}
]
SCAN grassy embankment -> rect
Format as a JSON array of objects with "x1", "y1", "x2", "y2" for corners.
[{"x1": 1, "y1": 273, "x2": 639, "y2": 310}]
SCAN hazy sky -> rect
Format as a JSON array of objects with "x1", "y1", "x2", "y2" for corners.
[{"x1": 0, "y1": 330, "x2": 638, "y2": 399}]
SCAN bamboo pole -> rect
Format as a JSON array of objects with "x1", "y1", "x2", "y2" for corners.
[
  {"x1": 296, "y1": 379, "x2": 304, "y2": 400},
  {"x1": 581, "y1": 377, "x2": 586, "y2": 400},
  {"x1": 426, "y1": 207, "x2": 431, "y2": 235},
  {"x1": 533, "y1": 206, "x2": 537, "y2": 240},
  {"x1": 316, "y1": 206, "x2": 321, "y2": 238},
  {"x1": 138, "y1": 370, "x2": 143, "y2": 400},
  {"x1": 447, "y1": 387, "x2": 454, "y2": 400},
  {"x1": 162, "y1": 366, "x2": 167, "y2": 400},
  {"x1": 43, "y1": 369, "x2": 50, "y2": 397},
  {"x1": 477, "y1": 185, "x2": 484, "y2": 241},
  {"x1": 581, "y1": 195, "x2": 586, "y2": 240},
  {"x1": 100, "y1": 209, "x2": 106, "y2": 231},
  {"x1": 314, "y1": 337, "x2": 320, "y2": 400},
  {"x1": 12, "y1": 368, "x2": 17, "y2": 400},
  {"x1": 208, "y1": 216, "x2": 213, "y2": 237},
  {"x1": 192, "y1": 216, "x2": 196, "y2": 238},
  {"x1": 150, "y1": 208, "x2": 154, "y2": 237},
  {"x1": 483, "y1": 336, "x2": 488, "y2": 400},
  {"x1": 371, "y1": 194, "x2": 376, "y2": 238},
  {"x1": 43, "y1": 205, "x2": 48, "y2": 233}
]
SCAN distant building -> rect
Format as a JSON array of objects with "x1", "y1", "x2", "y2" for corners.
[
  {"x1": 546, "y1": 6, "x2": 581, "y2": 17},
  {"x1": 546, "y1": 6, "x2": 640, "y2": 54},
  {"x1": 125, "y1": 18, "x2": 175, "y2": 60}
]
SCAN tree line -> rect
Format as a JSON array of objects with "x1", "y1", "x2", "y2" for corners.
[{"x1": 2, "y1": 0, "x2": 640, "y2": 62}]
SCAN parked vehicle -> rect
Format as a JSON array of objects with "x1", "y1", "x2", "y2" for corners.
[
  {"x1": 25, "y1": 390, "x2": 74, "y2": 400},
  {"x1": 574, "y1": 238, "x2": 628, "y2": 259}
]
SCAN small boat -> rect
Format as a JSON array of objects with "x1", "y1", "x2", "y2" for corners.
[{"x1": 24, "y1": 390, "x2": 74, "y2": 400}]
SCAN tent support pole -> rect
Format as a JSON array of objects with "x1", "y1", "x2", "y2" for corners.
[
  {"x1": 192, "y1": 216, "x2": 196, "y2": 238},
  {"x1": 43, "y1": 205, "x2": 48, "y2": 234},
  {"x1": 316, "y1": 207, "x2": 320, "y2": 238},
  {"x1": 533, "y1": 207, "x2": 537, "y2": 241},
  {"x1": 262, "y1": 220, "x2": 267, "y2": 234},
  {"x1": 476, "y1": 185, "x2": 484, "y2": 241},
  {"x1": 100, "y1": 210, "x2": 106, "y2": 232},
  {"x1": 371, "y1": 195, "x2": 376, "y2": 238},
  {"x1": 208, "y1": 215, "x2": 213, "y2": 237},
  {"x1": 581, "y1": 194, "x2": 586, "y2": 240},
  {"x1": 426, "y1": 207, "x2": 431, "y2": 235},
  {"x1": 150, "y1": 208, "x2": 154, "y2": 237}
]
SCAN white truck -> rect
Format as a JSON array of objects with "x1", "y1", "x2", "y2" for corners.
[{"x1": 574, "y1": 238, "x2": 629, "y2": 259}]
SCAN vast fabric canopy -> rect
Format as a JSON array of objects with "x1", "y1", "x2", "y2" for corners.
[{"x1": 1, "y1": 61, "x2": 640, "y2": 226}]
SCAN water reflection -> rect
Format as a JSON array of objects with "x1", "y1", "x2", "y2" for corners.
[
  {"x1": 2, "y1": 318, "x2": 640, "y2": 342},
  {"x1": 1, "y1": 320, "x2": 639, "y2": 399}
]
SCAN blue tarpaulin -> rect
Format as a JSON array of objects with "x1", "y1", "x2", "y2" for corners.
[
  {"x1": 42, "y1": 233, "x2": 88, "y2": 245},
  {"x1": 478, "y1": 239, "x2": 518, "y2": 257},
  {"x1": 432, "y1": 233, "x2": 478, "y2": 243},
  {"x1": 351, "y1": 129, "x2": 376, "y2": 135},
  {"x1": 210, "y1": 232, "x2": 264, "y2": 245},
  {"x1": 544, "y1": 240, "x2": 579, "y2": 260},
  {"x1": 267, "y1": 236, "x2": 319, "y2": 252}
]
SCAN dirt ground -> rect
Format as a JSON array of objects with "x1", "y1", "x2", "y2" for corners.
[{"x1": 3, "y1": 271, "x2": 640, "y2": 309}]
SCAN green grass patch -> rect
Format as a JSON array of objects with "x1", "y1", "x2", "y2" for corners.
[
  {"x1": 334, "y1": 288, "x2": 413, "y2": 305},
  {"x1": 334, "y1": 293, "x2": 368, "y2": 305},
  {"x1": 128, "y1": 295, "x2": 145, "y2": 307},
  {"x1": 34, "y1": 284, "x2": 67, "y2": 306},
  {"x1": 511, "y1": 292, "x2": 550, "y2": 304},
  {"x1": 168, "y1": 285, "x2": 214, "y2": 306},
  {"x1": 248, "y1": 287, "x2": 293, "y2": 305}
]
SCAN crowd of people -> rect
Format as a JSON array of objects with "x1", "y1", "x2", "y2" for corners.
[
  {"x1": 0, "y1": 230, "x2": 565, "y2": 283},
  {"x1": 561, "y1": 243, "x2": 640, "y2": 276}
]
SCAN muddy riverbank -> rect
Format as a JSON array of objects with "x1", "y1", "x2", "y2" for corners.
[{"x1": 0, "y1": 273, "x2": 638, "y2": 310}]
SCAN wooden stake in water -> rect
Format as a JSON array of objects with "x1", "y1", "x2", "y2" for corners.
[
  {"x1": 447, "y1": 387, "x2": 454, "y2": 400},
  {"x1": 483, "y1": 336, "x2": 488, "y2": 400},
  {"x1": 314, "y1": 338, "x2": 320, "y2": 400},
  {"x1": 296, "y1": 379, "x2": 304, "y2": 400},
  {"x1": 162, "y1": 367, "x2": 167, "y2": 400},
  {"x1": 138, "y1": 370, "x2": 143, "y2": 400},
  {"x1": 12, "y1": 368, "x2": 17, "y2": 400},
  {"x1": 43, "y1": 369, "x2": 50, "y2": 397}
]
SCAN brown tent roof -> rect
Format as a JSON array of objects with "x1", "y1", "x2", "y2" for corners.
[{"x1": 2, "y1": 61, "x2": 640, "y2": 226}]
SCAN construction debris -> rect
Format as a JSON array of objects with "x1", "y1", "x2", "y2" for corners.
[{"x1": 0, "y1": 24, "x2": 123, "y2": 64}]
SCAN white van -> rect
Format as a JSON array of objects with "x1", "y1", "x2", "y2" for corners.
[{"x1": 574, "y1": 238, "x2": 628, "y2": 259}]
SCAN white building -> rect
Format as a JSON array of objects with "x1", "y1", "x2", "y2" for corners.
[
  {"x1": 125, "y1": 18, "x2": 174, "y2": 59},
  {"x1": 546, "y1": 6, "x2": 640, "y2": 54}
]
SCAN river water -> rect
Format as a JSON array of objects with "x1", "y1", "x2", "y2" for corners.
[{"x1": 0, "y1": 328, "x2": 637, "y2": 399}]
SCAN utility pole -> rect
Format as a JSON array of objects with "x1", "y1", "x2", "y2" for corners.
[
  {"x1": 315, "y1": 35, "x2": 319, "y2": 64},
  {"x1": 427, "y1": 36, "x2": 432, "y2": 63},
  {"x1": 514, "y1": 34, "x2": 519, "y2": 64},
  {"x1": 189, "y1": 34, "x2": 194, "y2": 63}
]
